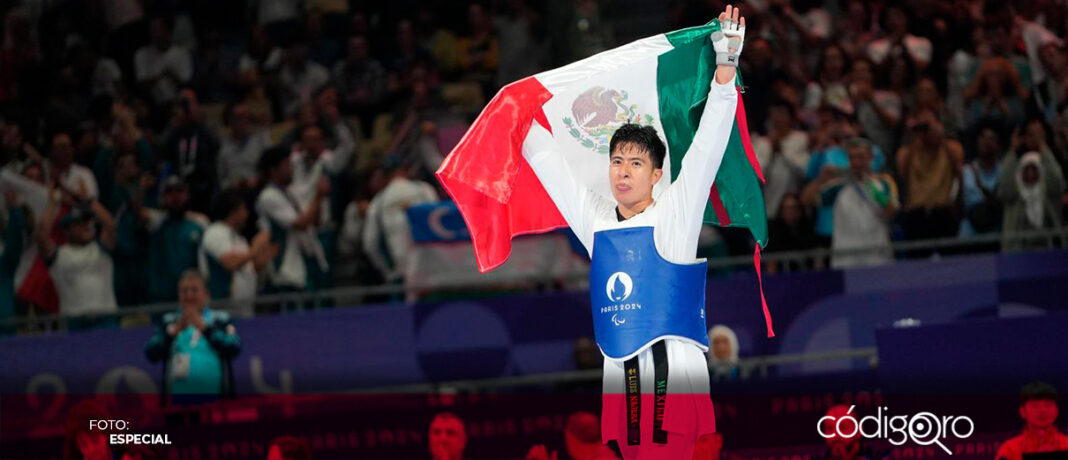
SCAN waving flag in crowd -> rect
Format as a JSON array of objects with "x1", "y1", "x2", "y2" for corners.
[{"x1": 436, "y1": 20, "x2": 766, "y2": 273}]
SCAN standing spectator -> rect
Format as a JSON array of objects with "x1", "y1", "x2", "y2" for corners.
[
  {"x1": 802, "y1": 45, "x2": 851, "y2": 120},
  {"x1": 848, "y1": 58, "x2": 902, "y2": 164},
  {"x1": 199, "y1": 190, "x2": 276, "y2": 317},
  {"x1": 754, "y1": 99, "x2": 810, "y2": 219},
  {"x1": 161, "y1": 89, "x2": 220, "y2": 213},
  {"x1": 362, "y1": 157, "x2": 438, "y2": 284},
  {"x1": 429, "y1": 412, "x2": 470, "y2": 460},
  {"x1": 457, "y1": 3, "x2": 499, "y2": 81},
  {"x1": 0, "y1": 191, "x2": 25, "y2": 335},
  {"x1": 304, "y1": 9, "x2": 339, "y2": 67},
  {"x1": 38, "y1": 186, "x2": 118, "y2": 328},
  {"x1": 803, "y1": 137, "x2": 898, "y2": 269},
  {"x1": 765, "y1": 192, "x2": 819, "y2": 273},
  {"x1": 964, "y1": 58, "x2": 1027, "y2": 143},
  {"x1": 959, "y1": 126, "x2": 1003, "y2": 237},
  {"x1": 896, "y1": 110, "x2": 963, "y2": 242},
  {"x1": 48, "y1": 131, "x2": 99, "y2": 202},
  {"x1": 995, "y1": 382, "x2": 1068, "y2": 460},
  {"x1": 907, "y1": 77, "x2": 961, "y2": 141},
  {"x1": 144, "y1": 270, "x2": 240, "y2": 404},
  {"x1": 865, "y1": 5, "x2": 932, "y2": 70},
  {"x1": 144, "y1": 178, "x2": 206, "y2": 303},
  {"x1": 218, "y1": 102, "x2": 272, "y2": 189},
  {"x1": 134, "y1": 17, "x2": 193, "y2": 108},
  {"x1": 333, "y1": 35, "x2": 387, "y2": 134},
  {"x1": 278, "y1": 40, "x2": 330, "y2": 117},
  {"x1": 805, "y1": 117, "x2": 887, "y2": 245},
  {"x1": 238, "y1": 26, "x2": 283, "y2": 76},
  {"x1": 998, "y1": 150, "x2": 1065, "y2": 251},
  {"x1": 256, "y1": 147, "x2": 329, "y2": 293},
  {"x1": 107, "y1": 150, "x2": 153, "y2": 307}
]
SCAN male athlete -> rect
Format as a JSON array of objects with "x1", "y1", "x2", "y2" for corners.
[{"x1": 520, "y1": 5, "x2": 747, "y2": 459}]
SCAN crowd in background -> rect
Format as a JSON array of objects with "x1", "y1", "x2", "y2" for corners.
[{"x1": 0, "y1": 0, "x2": 1067, "y2": 329}]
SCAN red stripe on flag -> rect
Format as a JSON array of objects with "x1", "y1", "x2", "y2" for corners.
[
  {"x1": 734, "y1": 90, "x2": 765, "y2": 183},
  {"x1": 753, "y1": 245, "x2": 775, "y2": 338},
  {"x1": 708, "y1": 184, "x2": 730, "y2": 225},
  {"x1": 533, "y1": 107, "x2": 552, "y2": 134},
  {"x1": 436, "y1": 76, "x2": 567, "y2": 272}
]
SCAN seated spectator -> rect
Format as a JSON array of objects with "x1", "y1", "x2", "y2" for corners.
[
  {"x1": 998, "y1": 150, "x2": 1065, "y2": 251},
  {"x1": 161, "y1": 89, "x2": 220, "y2": 213},
  {"x1": 429, "y1": 412, "x2": 470, "y2": 460},
  {"x1": 526, "y1": 411, "x2": 620, "y2": 460},
  {"x1": 959, "y1": 126, "x2": 1003, "y2": 237},
  {"x1": 134, "y1": 17, "x2": 193, "y2": 108},
  {"x1": 996, "y1": 381, "x2": 1068, "y2": 460},
  {"x1": 143, "y1": 178, "x2": 207, "y2": 303},
  {"x1": 279, "y1": 39, "x2": 330, "y2": 117},
  {"x1": 218, "y1": 101, "x2": 272, "y2": 189},
  {"x1": 865, "y1": 5, "x2": 931, "y2": 70},
  {"x1": 333, "y1": 35, "x2": 387, "y2": 133},
  {"x1": 144, "y1": 270, "x2": 241, "y2": 405},
  {"x1": 199, "y1": 190, "x2": 276, "y2": 317},
  {"x1": 707, "y1": 324, "x2": 740, "y2": 381},
  {"x1": 268, "y1": 435, "x2": 311, "y2": 460},
  {"x1": 256, "y1": 147, "x2": 329, "y2": 293},
  {"x1": 765, "y1": 192, "x2": 819, "y2": 272},
  {"x1": 754, "y1": 98, "x2": 809, "y2": 219},
  {"x1": 362, "y1": 157, "x2": 438, "y2": 284},
  {"x1": 896, "y1": 110, "x2": 963, "y2": 242},
  {"x1": 803, "y1": 137, "x2": 898, "y2": 269}
]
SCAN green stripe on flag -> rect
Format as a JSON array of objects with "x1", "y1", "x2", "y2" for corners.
[{"x1": 659, "y1": 20, "x2": 768, "y2": 247}]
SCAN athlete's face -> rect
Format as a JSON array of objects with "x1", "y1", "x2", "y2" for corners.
[
  {"x1": 1021, "y1": 399, "x2": 1059, "y2": 430},
  {"x1": 428, "y1": 417, "x2": 467, "y2": 460},
  {"x1": 609, "y1": 142, "x2": 662, "y2": 210}
]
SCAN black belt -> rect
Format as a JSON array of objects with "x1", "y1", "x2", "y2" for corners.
[{"x1": 623, "y1": 340, "x2": 669, "y2": 445}]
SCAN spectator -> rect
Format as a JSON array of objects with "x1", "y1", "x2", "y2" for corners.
[
  {"x1": 805, "y1": 117, "x2": 887, "y2": 245},
  {"x1": 998, "y1": 150, "x2": 1065, "y2": 252},
  {"x1": 238, "y1": 26, "x2": 283, "y2": 76},
  {"x1": 765, "y1": 192, "x2": 819, "y2": 272},
  {"x1": 959, "y1": 126, "x2": 1003, "y2": 237},
  {"x1": 304, "y1": 9, "x2": 339, "y2": 67},
  {"x1": 256, "y1": 146, "x2": 329, "y2": 293},
  {"x1": 573, "y1": 336, "x2": 601, "y2": 371},
  {"x1": 896, "y1": 110, "x2": 963, "y2": 242},
  {"x1": 965, "y1": 58, "x2": 1027, "y2": 143},
  {"x1": 803, "y1": 137, "x2": 898, "y2": 269},
  {"x1": 38, "y1": 185, "x2": 118, "y2": 327},
  {"x1": 106, "y1": 149, "x2": 154, "y2": 307},
  {"x1": 802, "y1": 44, "x2": 851, "y2": 119},
  {"x1": 144, "y1": 270, "x2": 240, "y2": 405},
  {"x1": 48, "y1": 131, "x2": 99, "y2": 202},
  {"x1": 996, "y1": 381, "x2": 1068, "y2": 460},
  {"x1": 707, "y1": 324, "x2": 740, "y2": 381},
  {"x1": 279, "y1": 39, "x2": 330, "y2": 117},
  {"x1": 362, "y1": 157, "x2": 438, "y2": 284},
  {"x1": 429, "y1": 412, "x2": 470, "y2": 460},
  {"x1": 906, "y1": 77, "x2": 960, "y2": 141},
  {"x1": 865, "y1": 5, "x2": 932, "y2": 70},
  {"x1": 200, "y1": 190, "x2": 276, "y2": 317},
  {"x1": 754, "y1": 98, "x2": 810, "y2": 219},
  {"x1": 267, "y1": 435, "x2": 311, "y2": 460},
  {"x1": 526, "y1": 411, "x2": 619, "y2": 460},
  {"x1": 134, "y1": 17, "x2": 193, "y2": 108},
  {"x1": 255, "y1": 0, "x2": 302, "y2": 44},
  {"x1": 161, "y1": 89, "x2": 220, "y2": 213},
  {"x1": 333, "y1": 35, "x2": 387, "y2": 134},
  {"x1": 847, "y1": 58, "x2": 902, "y2": 162},
  {"x1": 218, "y1": 101, "x2": 272, "y2": 189},
  {"x1": 0, "y1": 190, "x2": 25, "y2": 335},
  {"x1": 1036, "y1": 42, "x2": 1067, "y2": 125},
  {"x1": 144, "y1": 177, "x2": 206, "y2": 303}
]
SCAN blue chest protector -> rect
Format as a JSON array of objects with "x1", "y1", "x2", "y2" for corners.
[{"x1": 589, "y1": 226, "x2": 709, "y2": 360}]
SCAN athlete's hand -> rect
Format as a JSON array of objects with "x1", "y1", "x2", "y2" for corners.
[{"x1": 711, "y1": 4, "x2": 746, "y2": 67}]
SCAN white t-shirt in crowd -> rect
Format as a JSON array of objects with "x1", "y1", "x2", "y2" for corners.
[
  {"x1": 49, "y1": 242, "x2": 118, "y2": 316},
  {"x1": 134, "y1": 45, "x2": 193, "y2": 104},
  {"x1": 199, "y1": 222, "x2": 257, "y2": 305}
]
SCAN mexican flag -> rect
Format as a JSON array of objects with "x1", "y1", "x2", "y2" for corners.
[{"x1": 436, "y1": 20, "x2": 767, "y2": 274}]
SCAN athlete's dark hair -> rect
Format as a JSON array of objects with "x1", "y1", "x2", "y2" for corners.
[{"x1": 609, "y1": 123, "x2": 666, "y2": 169}]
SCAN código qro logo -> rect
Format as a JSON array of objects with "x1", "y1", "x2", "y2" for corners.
[{"x1": 817, "y1": 405, "x2": 974, "y2": 455}]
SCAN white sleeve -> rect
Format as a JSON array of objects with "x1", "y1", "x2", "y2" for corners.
[
  {"x1": 174, "y1": 48, "x2": 194, "y2": 82},
  {"x1": 361, "y1": 198, "x2": 391, "y2": 275},
  {"x1": 144, "y1": 208, "x2": 167, "y2": 232},
  {"x1": 323, "y1": 121, "x2": 356, "y2": 174},
  {"x1": 660, "y1": 74, "x2": 739, "y2": 235},
  {"x1": 256, "y1": 190, "x2": 298, "y2": 228},
  {"x1": 201, "y1": 225, "x2": 235, "y2": 259},
  {"x1": 521, "y1": 121, "x2": 609, "y2": 253}
]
